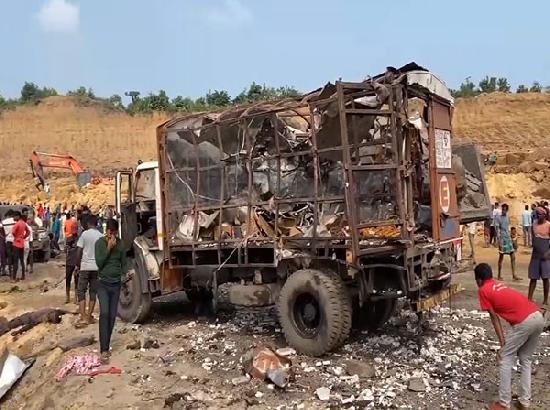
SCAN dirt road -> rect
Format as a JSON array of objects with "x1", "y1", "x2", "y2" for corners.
[{"x1": 1, "y1": 245, "x2": 549, "y2": 410}]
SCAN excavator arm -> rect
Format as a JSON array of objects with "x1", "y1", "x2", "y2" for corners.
[{"x1": 30, "y1": 151, "x2": 92, "y2": 191}]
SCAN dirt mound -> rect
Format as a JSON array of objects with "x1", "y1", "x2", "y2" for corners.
[
  {"x1": 454, "y1": 92, "x2": 550, "y2": 151},
  {"x1": 0, "y1": 96, "x2": 168, "y2": 178}
]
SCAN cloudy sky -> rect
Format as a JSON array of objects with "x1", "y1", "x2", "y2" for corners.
[{"x1": 1, "y1": 0, "x2": 549, "y2": 100}]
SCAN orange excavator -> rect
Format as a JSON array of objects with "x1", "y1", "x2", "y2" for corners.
[{"x1": 30, "y1": 151, "x2": 110, "y2": 192}]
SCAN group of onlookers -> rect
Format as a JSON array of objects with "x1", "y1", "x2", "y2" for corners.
[{"x1": 0, "y1": 208, "x2": 34, "y2": 281}]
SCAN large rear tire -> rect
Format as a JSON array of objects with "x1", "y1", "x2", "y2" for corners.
[
  {"x1": 277, "y1": 269, "x2": 351, "y2": 356},
  {"x1": 118, "y1": 261, "x2": 152, "y2": 323}
]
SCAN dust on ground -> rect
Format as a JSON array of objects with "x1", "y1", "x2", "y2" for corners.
[{"x1": 1, "y1": 244, "x2": 549, "y2": 410}]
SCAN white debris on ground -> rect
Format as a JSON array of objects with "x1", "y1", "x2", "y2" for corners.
[{"x1": 120, "y1": 304, "x2": 550, "y2": 409}]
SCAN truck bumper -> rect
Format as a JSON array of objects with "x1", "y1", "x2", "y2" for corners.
[{"x1": 412, "y1": 283, "x2": 463, "y2": 312}]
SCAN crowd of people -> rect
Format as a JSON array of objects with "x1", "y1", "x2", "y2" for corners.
[{"x1": 0, "y1": 201, "x2": 127, "y2": 365}]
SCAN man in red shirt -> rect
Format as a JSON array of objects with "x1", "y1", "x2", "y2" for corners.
[
  {"x1": 475, "y1": 263, "x2": 545, "y2": 410},
  {"x1": 11, "y1": 211, "x2": 31, "y2": 281}
]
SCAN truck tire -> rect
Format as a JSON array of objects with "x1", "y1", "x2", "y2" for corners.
[
  {"x1": 43, "y1": 248, "x2": 51, "y2": 263},
  {"x1": 277, "y1": 269, "x2": 351, "y2": 356},
  {"x1": 118, "y1": 262, "x2": 152, "y2": 323},
  {"x1": 354, "y1": 299, "x2": 397, "y2": 330}
]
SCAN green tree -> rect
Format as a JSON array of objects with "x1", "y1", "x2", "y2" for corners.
[
  {"x1": 108, "y1": 94, "x2": 123, "y2": 108},
  {"x1": 276, "y1": 86, "x2": 300, "y2": 98},
  {"x1": 68, "y1": 86, "x2": 94, "y2": 99},
  {"x1": 172, "y1": 96, "x2": 195, "y2": 111},
  {"x1": 206, "y1": 89, "x2": 231, "y2": 107},
  {"x1": 529, "y1": 82, "x2": 542, "y2": 93},
  {"x1": 497, "y1": 77, "x2": 510, "y2": 93},
  {"x1": 194, "y1": 96, "x2": 207, "y2": 109},
  {"x1": 148, "y1": 90, "x2": 171, "y2": 111},
  {"x1": 21, "y1": 82, "x2": 41, "y2": 102},
  {"x1": 516, "y1": 84, "x2": 528, "y2": 93},
  {"x1": 40, "y1": 86, "x2": 58, "y2": 98},
  {"x1": 478, "y1": 76, "x2": 497, "y2": 93},
  {"x1": 451, "y1": 78, "x2": 479, "y2": 98}
]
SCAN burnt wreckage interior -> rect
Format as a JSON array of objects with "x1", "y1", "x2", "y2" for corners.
[{"x1": 159, "y1": 63, "x2": 484, "y2": 284}]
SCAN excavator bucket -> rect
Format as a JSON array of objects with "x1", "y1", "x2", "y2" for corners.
[{"x1": 76, "y1": 171, "x2": 92, "y2": 187}]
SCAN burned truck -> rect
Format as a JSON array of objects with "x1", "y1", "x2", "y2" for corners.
[{"x1": 115, "y1": 63, "x2": 490, "y2": 356}]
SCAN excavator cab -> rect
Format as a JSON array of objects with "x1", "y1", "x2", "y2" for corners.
[{"x1": 75, "y1": 171, "x2": 92, "y2": 187}]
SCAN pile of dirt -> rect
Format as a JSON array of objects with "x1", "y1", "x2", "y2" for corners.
[
  {"x1": 454, "y1": 92, "x2": 550, "y2": 151},
  {"x1": 0, "y1": 96, "x2": 168, "y2": 177},
  {"x1": 0, "y1": 174, "x2": 115, "y2": 211}
]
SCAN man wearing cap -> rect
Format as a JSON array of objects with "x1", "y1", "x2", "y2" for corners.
[{"x1": 528, "y1": 206, "x2": 550, "y2": 305}]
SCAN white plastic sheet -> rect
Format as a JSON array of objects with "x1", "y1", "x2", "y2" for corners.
[{"x1": 0, "y1": 353, "x2": 29, "y2": 400}]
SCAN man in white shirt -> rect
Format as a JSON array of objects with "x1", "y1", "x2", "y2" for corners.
[
  {"x1": 76, "y1": 215, "x2": 103, "y2": 326},
  {"x1": 521, "y1": 204, "x2": 533, "y2": 247},
  {"x1": 22, "y1": 214, "x2": 33, "y2": 275},
  {"x1": 2, "y1": 210, "x2": 16, "y2": 277}
]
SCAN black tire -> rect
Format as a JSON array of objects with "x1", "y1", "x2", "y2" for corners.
[
  {"x1": 43, "y1": 248, "x2": 51, "y2": 263},
  {"x1": 353, "y1": 299, "x2": 397, "y2": 330},
  {"x1": 277, "y1": 269, "x2": 351, "y2": 356},
  {"x1": 118, "y1": 261, "x2": 152, "y2": 323}
]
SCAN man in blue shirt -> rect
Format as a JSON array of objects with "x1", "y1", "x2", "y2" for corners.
[{"x1": 522, "y1": 204, "x2": 533, "y2": 247}]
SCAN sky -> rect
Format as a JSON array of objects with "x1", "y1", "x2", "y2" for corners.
[{"x1": 1, "y1": 0, "x2": 549, "y2": 101}]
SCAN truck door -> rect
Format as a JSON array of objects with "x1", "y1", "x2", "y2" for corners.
[
  {"x1": 429, "y1": 99, "x2": 460, "y2": 242},
  {"x1": 115, "y1": 170, "x2": 138, "y2": 252}
]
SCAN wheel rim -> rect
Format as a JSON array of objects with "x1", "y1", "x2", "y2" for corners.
[{"x1": 292, "y1": 292, "x2": 321, "y2": 338}]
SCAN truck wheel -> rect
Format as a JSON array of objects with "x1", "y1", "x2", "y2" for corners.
[
  {"x1": 277, "y1": 269, "x2": 351, "y2": 356},
  {"x1": 43, "y1": 249, "x2": 51, "y2": 263},
  {"x1": 118, "y1": 263, "x2": 152, "y2": 323},
  {"x1": 354, "y1": 299, "x2": 397, "y2": 330}
]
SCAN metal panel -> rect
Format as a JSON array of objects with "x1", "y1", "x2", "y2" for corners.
[{"x1": 429, "y1": 99, "x2": 460, "y2": 242}]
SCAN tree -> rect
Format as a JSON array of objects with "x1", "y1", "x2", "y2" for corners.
[
  {"x1": 108, "y1": 94, "x2": 123, "y2": 108},
  {"x1": 277, "y1": 86, "x2": 300, "y2": 98},
  {"x1": 478, "y1": 76, "x2": 497, "y2": 93},
  {"x1": 148, "y1": 90, "x2": 170, "y2": 111},
  {"x1": 516, "y1": 84, "x2": 528, "y2": 93},
  {"x1": 206, "y1": 90, "x2": 231, "y2": 107},
  {"x1": 172, "y1": 96, "x2": 195, "y2": 111},
  {"x1": 40, "y1": 86, "x2": 58, "y2": 98},
  {"x1": 529, "y1": 82, "x2": 542, "y2": 93},
  {"x1": 20, "y1": 82, "x2": 58, "y2": 102},
  {"x1": 21, "y1": 82, "x2": 41, "y2": 102},
  {"x1": 68, "y1": 86, "x2": 94, "y2": 99},
  {"x1": 451, "y1": 78, "x2": 479, "y2": 98},
  {"x1": 497, "y1": 77, "x2": 510, "y2": 93}
]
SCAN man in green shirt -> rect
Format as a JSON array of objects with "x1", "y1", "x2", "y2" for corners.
[{"x1": 95, "y1": 218, "x2": 127, "y2": 363}]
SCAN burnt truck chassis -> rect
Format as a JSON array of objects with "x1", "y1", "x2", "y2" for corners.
[{"x1": 154, "y1": 64, "x2": 467, "y2": 355}]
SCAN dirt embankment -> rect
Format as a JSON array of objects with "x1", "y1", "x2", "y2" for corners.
[
  {"x1": 0, "y1": 96, "x2": 167, "y2": 177},
  {"x1": 454, "y1": 92, "x2": 550, "y2": 152},
  {"x1": 0, "y1": 96, "x2": 168, "y2": 207}
]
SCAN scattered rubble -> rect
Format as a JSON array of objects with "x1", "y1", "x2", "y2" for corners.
[
  {"x1": 316, "y1": 386, "x2": 331, "y2": 401},
  {"x1": 242, "y1": 346, "x2": 292, "y2": 388}
]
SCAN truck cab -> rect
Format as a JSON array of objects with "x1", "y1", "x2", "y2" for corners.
[{"x1": 115, "y1": 161, "x2": 163, "y2": 322}]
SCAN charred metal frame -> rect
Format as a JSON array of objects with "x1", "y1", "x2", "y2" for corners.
[{"x1": 157, "y1": 79, "x2": 455, "y2": 274}]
